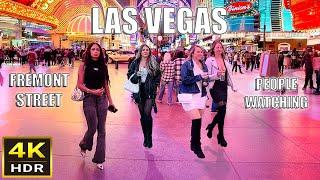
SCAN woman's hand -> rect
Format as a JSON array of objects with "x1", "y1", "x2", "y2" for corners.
[
  {"x1": 91, "y1": 88, "x2": 104, "y2": 96},
  {"x1": 201, "y1": 72, "x2": 208, "y2": 79},
  {"x1": 217, "y1": 70, "x2": 225, "y2": 76},
  {"x1": 136, "y1": 71, "x2": 143, "y2": 76},
  {"x1": 108, "y1": 101, "x2": 115, "y2": 107}
]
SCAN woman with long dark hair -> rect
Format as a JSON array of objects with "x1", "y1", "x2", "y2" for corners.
[
  {"x1": 205, "y1": 40, "x2": 236, "y2": 147},
  {"x1": 77, "y1": 42, "x2": 116, "y2": 170},
  {"x1": 179, "y1": 45, "x2": 209, "y2": 158},
  {"x1": 127, "y1": 44, "x2": 161, "y2": 148}
]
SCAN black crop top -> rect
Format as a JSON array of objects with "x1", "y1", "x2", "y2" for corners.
[{"x1": 84, "y1": 60, "x2": 107, "y2": 89}]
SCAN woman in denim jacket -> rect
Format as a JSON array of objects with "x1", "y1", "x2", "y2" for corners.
[
  {"x1": 127, "y1": 44, "x2": 161, "y2": 149},
  {"x1": 179, "y1": 45, "x2": 209, "y2": 158},
  {"x1": 205, "y1": 40, "x2": 236, "y2": 147}
]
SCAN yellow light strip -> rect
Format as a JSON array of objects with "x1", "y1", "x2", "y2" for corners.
[
  {"x1": 0, "y1": 0, "x2": 59, "y2": 28},
  {"x1": 84, "y1": 16, "x2": 88, "y2": 34},
  {"x1": 76, "y1": 16, "x2": 84, "y2": 33}
]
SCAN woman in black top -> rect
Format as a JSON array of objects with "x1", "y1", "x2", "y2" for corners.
[
  {"x1": 77, "y1": 43, "x2": 116, "y2": 170},
  {"x1": 127, "y1": 44, "x2": 161, "y2": 148}
]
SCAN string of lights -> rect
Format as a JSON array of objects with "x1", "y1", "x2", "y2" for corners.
[{"x1": 0, "y1": 0, "x2": 59, "y2": 28}]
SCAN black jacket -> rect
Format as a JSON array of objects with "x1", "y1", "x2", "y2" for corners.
[
  {"x1": 127, "y1": 58, "x2": 161, "y2": 100},
  {"x1": 302, "y1": 54, "x2": 313, "y2": 73}
]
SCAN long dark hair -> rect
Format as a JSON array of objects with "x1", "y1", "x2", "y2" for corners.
[
  {"x1": 135, "y1": 44, "x2": 159, "y2": 76},
  {"x1": 209, "y1": 40, "x2": 226, "y2": 59},
  {"x1": 83, "y1": 43, "x2": 110, "y2": 85}
]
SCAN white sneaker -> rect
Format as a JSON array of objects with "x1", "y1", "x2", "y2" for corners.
[{"x1": 96, "y1": 163, "x2": 104, "y2": 170}]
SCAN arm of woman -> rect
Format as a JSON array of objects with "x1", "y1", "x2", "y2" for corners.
[
  {"x1": 225, "y1": 62, "x2": 237, "y2": 91},
  {"x1": 155, "y1": 67, "x2": 161, "y2": 86},
  {"x1": 77, "y1": 63, "x2": 94, "y2": 94},
  {"x1": 181, "y1": 62, "x2": 202, "y2": 85},
  {"x1": 205, "y1": 57, "x2": 219, "y2": 81},
  {"x1": 104, "y1": 82, "x2": 114, "y2": 106},
  {"x1": 127, "y1": 60, "x2": 139, "y2": 83}
]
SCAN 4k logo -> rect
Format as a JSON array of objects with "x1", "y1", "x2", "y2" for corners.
[{"x1": 2, "y1": 137, "x2": 52, "y2": 178}]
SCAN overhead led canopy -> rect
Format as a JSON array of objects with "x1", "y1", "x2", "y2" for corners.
[{"x1": 0, "y1": 0, "x2": 59, "y2": 28}]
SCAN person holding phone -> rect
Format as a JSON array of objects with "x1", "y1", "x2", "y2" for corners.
[
  {"x1": 205, "y1": 40, "x2": 236, "y2": 147},
  {"x1": 77, "y1": 42, "x2": 116, "y2": 170},
  {"x1": 127, "y1": 44, "x2": 161, "y2": 149},
  {"x1": 179, "y1": 45, "x2": 209, "y2": 158}
]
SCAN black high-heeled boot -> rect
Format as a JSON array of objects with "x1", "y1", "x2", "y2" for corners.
[
  {"x1": 190, "y1": 120, "x2": 197, "y2": 152},
  {"x1": 217, "y1": 134, "x2": 227, "y2": 147},
  {"x1": 217, "y1": 105, "x2": 227, "y2": 147},
  {"x1": 191, "y1": 119, "x2": 205, "y2": 158},
  {"x1": 140, "y1": 119, "x2": 148, "y2": 147},
  {"x1": 207, "y1": 112, "x2": 220, "y2": 138},
  {"x1": 206, "y1": 123, "x2": 216, "y2": 139},
  {"x1": 146, "y1": 119, "x2": 153, "y2": 148}
]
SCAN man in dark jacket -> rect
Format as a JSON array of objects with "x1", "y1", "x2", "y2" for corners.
[
  {"x1": 302, "y1": 48, "x2": 315, "y2": 90},
  {"x1": 278, "y1": 52, "x2": 285, "y2": 75}
]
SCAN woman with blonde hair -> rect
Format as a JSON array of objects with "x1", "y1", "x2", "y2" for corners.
[
  {"x1": 127, "y1": 44, "x2": 161, "y2": 148},
  {"x1": 205, "y1": 40, "x2": 236, "y2": 147},
  {"x1": 179, "y1": 45, "x2": 209, "y2": 158}
]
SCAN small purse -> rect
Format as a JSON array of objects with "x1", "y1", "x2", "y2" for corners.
[
  {"x1": 71, "y1": 87, "x2": 84, "y2": 101},
  {"x1": 124, "y1": 74, "x2": 139, "y2": 93}
]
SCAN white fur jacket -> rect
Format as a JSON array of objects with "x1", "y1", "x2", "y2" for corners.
[{"x1": 205, "y1": 56, "x2": 237, "y2": 91}]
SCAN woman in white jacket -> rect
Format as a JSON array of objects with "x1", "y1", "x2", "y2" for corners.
[{"x1": 205, "y1": 40, "x2": 236, "y2": 147}]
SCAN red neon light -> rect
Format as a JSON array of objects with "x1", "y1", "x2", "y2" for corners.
[
  {"x1": 13, "y1": 0, "x2": 35, "y2": 6},
  {"x1": 283, "y1": 0, "x2": 291, "y2": 9},
  {"x1": 291, "y1": 0, "x2": 320, "y2": 30}
]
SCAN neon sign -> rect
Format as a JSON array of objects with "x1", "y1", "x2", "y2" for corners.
[{"x1": 226, "y1": 1, "x2": 253, "y2": 14}]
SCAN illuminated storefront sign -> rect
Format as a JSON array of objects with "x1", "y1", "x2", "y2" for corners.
[
  {"x1": 226, "y1": 1, "x2": 253, "y2": 14},
  {"x1": 0, "y1": 0, "x2": 58, "y2": 28},
  {"x1": 283, "y1": 0, "x2": 291, "y2": 9},
  {"x1": 224, "y1": 0, "x2": 259, "y2": 32},
  {"x1": 291, "y1": 0, "x2": 320, "y2": 30}
]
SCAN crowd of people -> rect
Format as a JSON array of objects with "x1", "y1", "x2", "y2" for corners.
[{"x1": 0, "y1": 47, "x2": 84, "y2": 71}]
